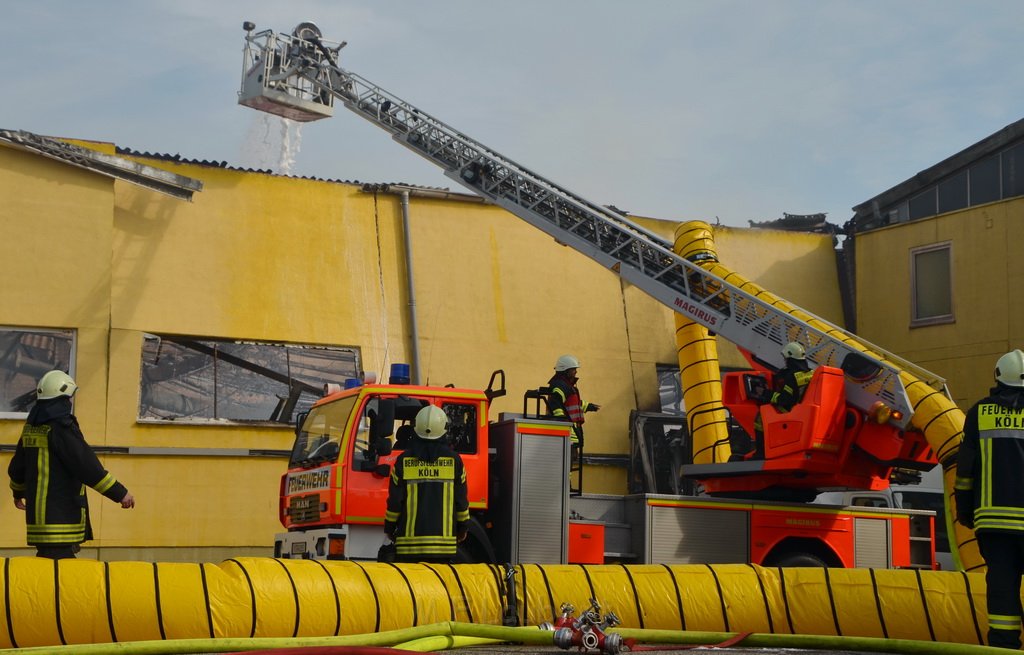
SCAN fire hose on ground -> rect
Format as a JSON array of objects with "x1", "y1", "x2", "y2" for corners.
[{"x1": 0, "y1": 621, "x2": 1013, "y2": 655}]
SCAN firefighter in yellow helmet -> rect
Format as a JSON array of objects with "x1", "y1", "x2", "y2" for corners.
[
  {"x1": 547, "y1": 355, "x2": 600, "y2": 450},
  {"x1": 956, "y1": 349, "x2": 1024, "y2": 649},
  {"x1": 384, "y1": 405, "x2": 469, "y2": 563},
  {"x1": 8, "y1": 371, "x2": 135, "y2": 559}
]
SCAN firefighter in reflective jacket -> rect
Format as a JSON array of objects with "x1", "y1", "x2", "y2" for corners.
[
  {"x1": 749, "y1": 342, "x2": 813, "y2": 459},
  {"x1": 8, "y1": 371, "x2": 135, "y2": 559},
  {"x1": 385, "y1": 405, "x2": 469, "y2": 563},
  {"x1": 547, "y1": 355, "x2": 599, "y2": 449},
  {"x1": 956, "y1": 349, "x2": 1024, "y2": 650}
]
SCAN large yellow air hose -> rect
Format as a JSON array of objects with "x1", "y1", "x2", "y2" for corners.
[
  {"x1": 0, "y1": 558, "x2": 1001, "y2": 650},
  {"x1": 671, "y1": 224, "x2": 730, "y2": 465}
]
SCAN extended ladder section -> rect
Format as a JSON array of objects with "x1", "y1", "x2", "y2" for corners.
[{"x1": 239, "y1": 25, "x2": 945, "y2": 430}]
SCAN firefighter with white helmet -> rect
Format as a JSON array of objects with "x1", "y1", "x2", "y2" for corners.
[
  {"x1": 384, "y1": 404, "x2": 469, "y2": 563},
  {"x1": 956, "y1": 349, "x2": 1024, "y2": 649},
  {"x1": 547, "y1": 354, "x2": 600, "y2": 450},
  {"x1": 8, "y1": 370, "x2": 135, "y2": 559},
  {"x1": 736, "y1": 342, "x2": 813, "y2": 460},
  {"x1": 771, "y1": 342, "x2": 812, "y2": 411}
]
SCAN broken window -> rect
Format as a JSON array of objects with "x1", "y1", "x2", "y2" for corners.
[
  {"x1": 0, "y1": 327, "x2": 75, "y2": 417},
  {"x1": 139, "y1": 334, "x2": 360, "y2": 424}
]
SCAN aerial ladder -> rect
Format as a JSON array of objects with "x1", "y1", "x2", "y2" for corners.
[{"x1": 237, "y1": 22, "x2": 975, "y2": 567}]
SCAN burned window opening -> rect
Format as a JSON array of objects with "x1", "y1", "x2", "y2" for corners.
[
  {"x1": 0, "y1": 327, "x2": 75, "y2": 416},
  {"x1": 139, "y1": 334, "x2": 360, "y2": 424}
]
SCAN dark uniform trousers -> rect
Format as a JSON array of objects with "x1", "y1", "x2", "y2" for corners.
[{"x1": 979, "y1": 532, "x2": 1024, "y2": 649}]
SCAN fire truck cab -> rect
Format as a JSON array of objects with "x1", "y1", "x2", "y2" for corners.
[{"x1": 275, "y1": 369, "x2": 507, "y2": 561}]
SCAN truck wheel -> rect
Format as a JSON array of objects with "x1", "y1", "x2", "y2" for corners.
[
  {"x1": 454, "y1": 518, "x2": 497, "y2": 563},
  {"x1": 455, "y1": 544, "x2": 477, "y2": 564},
  {"x1": 773, "y1": 553, "x2": 828, "y2": 567}
]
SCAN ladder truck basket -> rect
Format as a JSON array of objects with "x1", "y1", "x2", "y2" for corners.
[{"x1": 239, "y1": 22, "x2": 335, "y2": 122}]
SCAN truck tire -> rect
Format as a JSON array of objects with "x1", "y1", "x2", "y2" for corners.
[
  {"x1": 772, "y1": 552, "x2": 828, "y2": 568},
  {"x1": 455, "y1": 517, "x2": 497, "y2": 563}
]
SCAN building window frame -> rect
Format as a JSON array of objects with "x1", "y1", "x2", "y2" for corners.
[
  {"x1": 0, "y1": 327, "x2": 77, "y2": 419},
  {"x1": 869, "y1": 140, "x2": 1024, "y2": 230},
  {"x1": 138, "y1": 334, "x2": 361, "y2": 426},
  {"x1": 910, "y1": 242, "x2": 954, "y2": 327}
]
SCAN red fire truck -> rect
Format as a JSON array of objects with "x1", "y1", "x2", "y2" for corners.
[
  {"x1": 274, "y1": 364, "x2": 935, "y2": 569},
  {"x1": 239, "y1": 23, "x2": 939, "y2": 568}
]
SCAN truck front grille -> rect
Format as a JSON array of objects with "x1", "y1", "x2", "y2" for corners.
[{"x1": 289, "y1": 494, "x2": 322, "y2": 523}]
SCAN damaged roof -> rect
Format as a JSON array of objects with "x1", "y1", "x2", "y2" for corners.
[{"x1": 0, "y1": 129, "x2": 203, "y2": 201}]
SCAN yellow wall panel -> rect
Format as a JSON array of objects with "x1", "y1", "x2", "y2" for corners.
[
  {"x1": 0, "y1": 147, "x2": 112, "y2": 329},
  {"x1": 855, "y1": 199, "x2": 1024, "y2": 406}
]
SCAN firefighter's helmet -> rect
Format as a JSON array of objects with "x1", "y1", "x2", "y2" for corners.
[
  {"x1": 414, "y1": 405, "x2": 448, "y2": 440},
  {"x1": 995, "y1": 349, "x2": 1024, "y2": 387},
  {"x1": 554, "y1": 354, "x2": 580, "y2": 372},
  {"x1": 781, "y1": 342, "x2": 806, "y2": 361},
  {"x1": 37, "y1": 370, "x2": 78, "y2": 400}
]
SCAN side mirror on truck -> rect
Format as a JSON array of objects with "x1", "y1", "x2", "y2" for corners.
[
  {"x1": 369, "y1": 399, "x2": 395, "y2": 457},
  {"x1": 485, "y1": 369, "x2": 506, "y2": 401},
  {"x1": 358, "y1": 399, "x2": 396, "y2": 471}
]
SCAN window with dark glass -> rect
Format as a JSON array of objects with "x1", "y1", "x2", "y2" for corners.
[
  {"x1": 1002, "y1": 142, "x2": 1024, "y2": 199},
  {"x1": 139, "y1": 334, "x2": 360, "y2": 424},
  {"x1": 0, "y1": 328, "x2": 75, "y2": 416},
  {"x1": 969, "y1": 154, "x2": 1001, "y2": 205},
  {"x1": 911, "y1": 244, "x2": 953, "y2": 325},
  {"x1": 908, "y1": 189, "x2": 938, "y2": 221},
  {"x1": 937, "y1": 170, "x2": 968, "y2": 214},
  {"x1": 885, "y1": 203, "x2": 909, "y2": 225}
]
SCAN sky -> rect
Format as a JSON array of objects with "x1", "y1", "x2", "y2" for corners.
[{"x1": 3, "y1": 1, "x2": 1022, "y2": 229}]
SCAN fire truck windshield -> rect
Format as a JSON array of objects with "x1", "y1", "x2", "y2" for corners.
[{"x1": 290, "y1": 395, "x2": 357, "y2": 467}]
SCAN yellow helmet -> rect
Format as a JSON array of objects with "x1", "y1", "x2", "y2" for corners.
[
  {"x1": 995, "y1": 349, "x2": 1024, "y2": 387},
  {"x1": 37, "y1": 370, "x2": 78, "y2": 400},
  {"x1": 554, "y1": 354, "x2": 580, "y2": 372},
  {"x1": 414, "y1": 405, "x2": 448, "y2": 440}
]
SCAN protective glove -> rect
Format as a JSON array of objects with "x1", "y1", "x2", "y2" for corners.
[
  {"x1": 384, "y1": 521, "x2": 397, "y2": 541},
  {"x1": 587, "y1": 403, "x2": 601, "y2": 412},
  {"x1": 457, "y1": 529, "x2": 468, "y2": 543},
  {"x1": 954, "y1": 490, "x2": 975, "y2": 529}
]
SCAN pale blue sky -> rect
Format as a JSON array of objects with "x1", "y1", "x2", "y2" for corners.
[{"x1": 3, "y1": 1, "x2": 1021, "y2": 228}]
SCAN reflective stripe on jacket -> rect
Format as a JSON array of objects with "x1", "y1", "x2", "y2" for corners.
[
  {"x1": 771, "y1": 368, "x2": 813, "y2": 412},
  {"x1": 956, "y1": 390, "x2": 1024, "y2": 533},
  {"x1": 385, "y1": 442, "x2": 469, "y2": 557},
  {"x1": 548, "y1": 376, "x2": 588, "y2": 444},
  {"x1": 7, "y1": 414, "x2": 128, "y2": 546}
]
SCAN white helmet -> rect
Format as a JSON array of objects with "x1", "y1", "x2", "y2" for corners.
[
  {"x1": 554, "y1": 354, "x2": 580, "y2": 372},
  {"x1": 37, "y1": 370, "x2": 78, "y2": 400},
  {"x1": 781, "y1": 342, "x2": 806, "y2": 361},
  {"x1": 414, "y1": 405, "x2": 448, "y2": 440},
  {"x1": 995, "y1": 349, "x2": 1024, "y2": 387}
]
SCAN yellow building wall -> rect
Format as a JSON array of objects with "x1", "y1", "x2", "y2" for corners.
[
  {"x1": 0, "y1": 147, "x2": 114, "y2": 435},
  {"x1": 855, "y1": 199, "x2": 1024, "y2": 408},
  {"x1": 0, "y1": 146, "x2": 117, "y2": 551},
  {"x1": 0, "y1": 142, "x2": 846, "y2": 559}
]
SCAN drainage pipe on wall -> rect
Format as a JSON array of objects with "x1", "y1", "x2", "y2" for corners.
[
  {"x1": 399, "y1": 190, "x2": 422, "y2": 385},
  {"x1": 363, "y1": 183, "x2": 488, "y2": 384}
]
